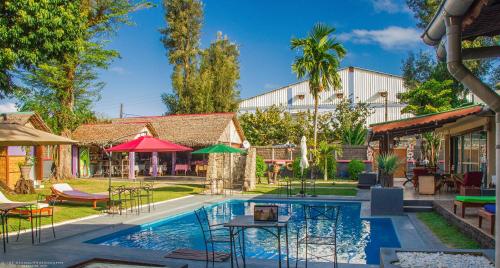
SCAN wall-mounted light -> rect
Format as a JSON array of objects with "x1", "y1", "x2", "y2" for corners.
[
  {"x1": 296, "y1": 94, "x2": 305, "y2": 100},
  {"x1": 336, "y1": 92, "x2": 344, "y2": 99}
]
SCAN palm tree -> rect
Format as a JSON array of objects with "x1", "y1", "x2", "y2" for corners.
[
  {"x1": 316, "y1": 141, "x2": 342, "y2": 181},
  {"x1": 291, "y1": 23, "x2": 346, "y2": 149}
]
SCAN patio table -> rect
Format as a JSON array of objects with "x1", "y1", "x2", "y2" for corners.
[
  {"x1": 0, "y1": 202, "x2": 33, "y2": 253},
  {"x1": 224, "y1": 215, "x2": 290, "y2": 268}
]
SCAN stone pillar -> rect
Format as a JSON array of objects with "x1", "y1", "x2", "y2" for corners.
[
  {"x1": 171, "y1": 152, "x2": 176, "y2": 175},
  {"x1": 152, "y1": 152, "x2": 158, "y2": 177},
  {"x1": 129, "y1": 152, "x2": 135, "y2": 179}
]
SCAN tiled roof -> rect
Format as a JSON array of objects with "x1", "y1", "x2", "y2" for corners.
[{"x1": 370, "y1": 105, "x2": 484, "y2": 139}]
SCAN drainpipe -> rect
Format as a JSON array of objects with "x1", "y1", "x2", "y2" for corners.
[{"x1": 444, "y1": 15, "x2": 500, "y2": 265}]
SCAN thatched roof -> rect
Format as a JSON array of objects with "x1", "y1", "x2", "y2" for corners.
[
  {"x1": 72, "y1": 122, "x2": 158, "y2": 145},
  {"x1": 0, "y1": 112, "x2": 51, "y2": 132},
  {"x1": 112, "y1": 113, "x2": 245, "y2": 147}
]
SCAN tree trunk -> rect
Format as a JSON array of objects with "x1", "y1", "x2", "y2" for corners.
[
  {"x1": 324, "y1": 158, "x2": 328, "y2": 181},
  {"x1": 313, "y1": 94, "x2": 319, "y2": 149},
  {"x1": 55, "y1": 62, "x2": 76, "y2": 180}
]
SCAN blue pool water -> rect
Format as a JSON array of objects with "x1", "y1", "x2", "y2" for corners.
[{"x1": 87, "y1": 200, "x2": 400, "y2": 264}]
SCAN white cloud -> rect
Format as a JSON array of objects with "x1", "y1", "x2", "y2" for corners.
[
  {"x1": 338, "y1": 26, "x2": 420, "y2": 50},
  {"x1": 0, "y1": 103, "x2": 17, "y2": 113},
  {"x1": 371, "y1": 0, "x2": 410, "y2": 14},
  {"x1": 109, "y1": 66, "x2": 128, "y2": 75}
]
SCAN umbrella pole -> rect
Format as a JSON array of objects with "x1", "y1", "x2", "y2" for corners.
[{"x1": 108, "y1": 151, "x2": 112, "y2": 213}]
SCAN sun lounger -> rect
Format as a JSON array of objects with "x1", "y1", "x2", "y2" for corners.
[
  {"x1": 51, "y1": 183, "x2": 109, "y2": 208},
  {"x1": 453, "y1": 195, "x2": 495, "y2": 218},
  {"x1": 479, "y1": 204, "x2": 495, "y2": 235}
]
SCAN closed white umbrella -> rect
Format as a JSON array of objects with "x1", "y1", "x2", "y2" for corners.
[{"x1": 300, "y1": 136, "x2": 309, "y2": 175}]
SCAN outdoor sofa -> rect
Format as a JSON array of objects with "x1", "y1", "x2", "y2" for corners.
[
  {"x1": 479, "y1": 204, "x2": 495, "y2": 235},
  {"x1": 453, "y1": 195, "x2": 495, "y2": 218}
]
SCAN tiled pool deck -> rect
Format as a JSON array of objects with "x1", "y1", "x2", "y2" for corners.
[{"x1": 0, "y1": 190, "x2": 457, "y2": 268}]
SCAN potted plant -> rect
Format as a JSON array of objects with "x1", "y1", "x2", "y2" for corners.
[
  {"x1": 371, "y1": 153, "x2": 403, "y2": 215},
  {"x1": 15, "y1": 146, "x2": 36, "y2": 194}
]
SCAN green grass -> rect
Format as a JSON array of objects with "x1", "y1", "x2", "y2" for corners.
[
  {"x1": 244, "y1": 183, "x2": 357, "y2": 196},
  {"x1": 416, "y1": 212, "x2": 480, "y2": 249},
  {"x1": 2, "y1": 179, "x2": 204, "y2": 233}
]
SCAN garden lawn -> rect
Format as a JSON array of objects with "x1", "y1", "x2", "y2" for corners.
[
  {"x1": 3, "y1": 179, "x2": 204, "y2": 233},
  {"x1": 416, "y1": 212, "x2": 480, "y2": 249},
  {"x1": 245, "y1": 183, "x2": 357, "y2": 196}
]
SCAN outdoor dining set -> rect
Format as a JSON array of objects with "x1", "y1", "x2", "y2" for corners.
[{"x1": 192, "y1": 204, "x2": 341, "y2": 268}]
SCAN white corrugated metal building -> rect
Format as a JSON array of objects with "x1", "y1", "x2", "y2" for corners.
[{"x1": 239, "y1": 66, "x2": 411, "y2": 125}]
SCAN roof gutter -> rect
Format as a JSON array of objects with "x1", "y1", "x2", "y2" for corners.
[{"x1": 422, "y1": 1, "x2": 500, "y2": 266}]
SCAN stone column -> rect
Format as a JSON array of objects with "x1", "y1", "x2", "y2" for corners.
[
  {"x1": 152, "y1": 152, "x2": 158, "y2": 177},
  {"x1": 129, "y1": 152, "x2": 135, "y2": 179}
]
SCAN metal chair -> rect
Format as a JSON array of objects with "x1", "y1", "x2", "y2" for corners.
[
  {"x1": 279, "y1": 176, "x2": 292, "y2": 197},
  {"x1": 138, "y1": 179, "x2": 155, "y2": 212},
  {"x1": 15, "y1": 194, "x2": 56, "y2": 243},
  {"x1": 296, "y1": 205, "x2": 341, "y2": 268},
  {"x1": 194, "y1": 206, "x2": 239, "y2": 268}
]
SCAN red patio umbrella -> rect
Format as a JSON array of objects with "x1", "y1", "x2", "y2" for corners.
[{"x1": 106, "y1": 135, "x2": 192, "y2": 152}]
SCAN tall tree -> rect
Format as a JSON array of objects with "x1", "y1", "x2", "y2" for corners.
[
  {"x1": 14, "y1": 0, "x2": 147, "y2": 178},
  {"x1": 0, "y1": 0, "x2": 85, "y2": 97},
  {"x1": 161, "y1": 0, "x2": 203, "y2": 114},
  {"x1": 399, "y1": 79, "x2": 455, "y2": 115},
  {"x1": 291, "y1": 23, "x2": 346, "y2": 149},
  {"x1": 402, "y1": 50, "x2": 470, "y2": 108},
  {"x1": 405, "y1": 0, "x2": 496, "y2": 88},
  {"x1": 198, "y1": 32, "x2": 240, "y2": 113}
]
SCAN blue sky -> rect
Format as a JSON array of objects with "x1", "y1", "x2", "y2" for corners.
[{"x1": 0, "y1": 0, "x2": 430, "y2": 117}]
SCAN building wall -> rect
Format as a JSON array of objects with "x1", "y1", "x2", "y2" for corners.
[
  {"x1": 218, "y1": 120, "x2": 243, "y2": 145},
  {"x1": 239, "y1": 67, "x2": 411, "y2": 126}
]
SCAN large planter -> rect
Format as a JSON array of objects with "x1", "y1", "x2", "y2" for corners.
[
  {"x1": 379, "y1": 173, "x2": 394, "y2": 187},
  {"x1": 19, "y1": 165, "x2": 33, "y2": 180},
  {"x1": 371, "y1": 187, "x2": 404, "y2": 216}
]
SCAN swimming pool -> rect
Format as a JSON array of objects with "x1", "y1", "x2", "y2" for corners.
[{"x1": 87, "y1": 199, "x2": 400, "y2": 265}]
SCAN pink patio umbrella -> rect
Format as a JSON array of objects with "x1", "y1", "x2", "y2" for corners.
[{"x1": 104, "y1": 136, "x2": 192, "y2": 198}]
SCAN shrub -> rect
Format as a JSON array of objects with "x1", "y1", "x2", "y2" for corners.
[
  {"x1": 327, "y1": 155, "x2": 337, "y2": 179},
  {"x1": 347, "y1": 160, "x2": 364, "y2": 180},
  {"x1": 256, "y1": 155, "x2": 267, "y2": 178},
  {"x1": 293, "y1": 157, "x2": 309, "y2": 178}
]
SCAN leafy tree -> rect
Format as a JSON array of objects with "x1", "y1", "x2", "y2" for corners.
[
  {"x1": 399, "y1": 79, "x2": 455, "y2": 115},
  {"x1": 238, "y1": 106, "x2": 297, "y2": 146},
  {"x1": 0, "y1": 0, "x2": 85, "y2": 97},
  {"x1": 14, "y1": 0, "x2": 148, "y2": 178},
  {"x1": 341, "y1": 123, "x2": 368, "y2": 146},
  {"x1": 405, "y1": 0, "x2": 496, "y2": 89},
  {"x1": 161, "y1": 0, "x2": 203, "y2": 114},
  {"x1": 255, "y1": 155, "x2": 267, "y2": 183},
  {"x1": 291, "y1": 23, "x2": 346, "y2": 148},
  {"x1": 197, "y1": 32, "x2": 240, "y2": 113},
  {"x1": 161, "y1": 1, "x2": 240, "y2": 114},
  {"x1": 330, "y1": 98, "x2": 372, "y2": 141}
]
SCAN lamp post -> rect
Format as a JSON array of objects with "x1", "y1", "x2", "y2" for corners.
[{"x1": 379, "y1": 91, "x2": 388, "y2": 122}]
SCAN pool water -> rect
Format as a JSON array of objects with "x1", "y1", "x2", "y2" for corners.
[{"x1": 87, "y1": 200, "x2": 400, "y2": 265}]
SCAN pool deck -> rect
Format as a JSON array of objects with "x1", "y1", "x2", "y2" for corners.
[{"x1": 1, "y1": 191, "x2": 444, "y2": 268}]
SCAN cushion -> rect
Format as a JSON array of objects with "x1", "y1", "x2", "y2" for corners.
[
  {"x1": 484, "y1": 204, "x2": 496, "y2": 214},
  {"x1": 53, "y1": 183, "x2": 73, "y2": 192},
  {"x1": 456, "y1": 195, "x2": 496, "y2": 203}
]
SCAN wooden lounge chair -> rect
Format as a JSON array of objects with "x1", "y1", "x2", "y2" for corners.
[
  {"x1": 453, "y1": 195, "x2": 495, "y2": 218},
  {"x1": 479, "y1": 204, "x2": 495, "y2": 235},
  {"x1": 50, "y1": 183, "x2": 109, "y2": 208}
]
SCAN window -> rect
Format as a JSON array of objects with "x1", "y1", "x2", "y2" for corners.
[{"x1": 451, "y1": 130, "x2": 487, "y2": 174}]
